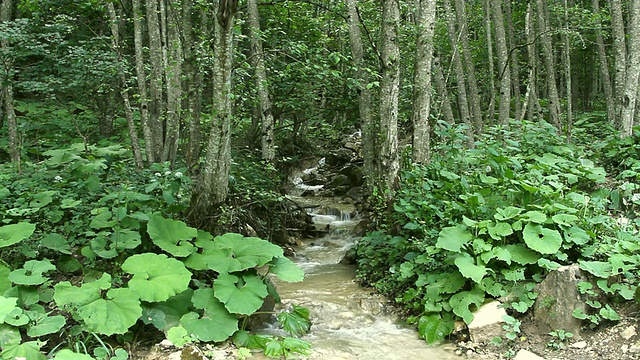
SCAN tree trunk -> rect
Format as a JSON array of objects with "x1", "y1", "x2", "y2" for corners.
[
  {"x1": 248, "y1": 0, "x2": 276, "y2": 163},
  {"x1": 620, "y1": 0, "x2": 640, "y2": 137},
  {"x1": 484, "y1": 0, "x2": 496, "y2": 125},
  {"x1": 379, "y1": 0, "x2": 401, "y2": 202},
  {"x1": 491, "y1": 0, "x2": 511, "y2": 126},
  {"x1": 444, "y1": 0, "x2": 474, "y2": 143},
  {"x1": 1, "y1": 0, "x2": 19, "y2": 169},
  {"x1": 536, "y1": 0, "x2": 561, "y2": 128},
  {"x1": 453, "y1": 0, "x2": 483, "y2": 134},
  {"x1": 132, "y1": 0, "x2": 155, "y2": 164},
  {"x1": 146, "y1": 0, "x2": 165, "y2": 162},
  {"x1": 107, "y1": 3, "x2": 145, "y2": 168},
  {"x1": 162, "y1": 1, "x2": 183, "y2": 163},
  {"x1": 182, "y1": 0, "x2": 204, "y2": 170},
  {"x1": 593, "y1": 0, "x2": 615, "y2": 124},
  {"x1": 503, "y1": 0, "x2": 522, "y2": 122},
  {"x1": 433, "y1": 55, "x2": 456, "y2": 125},
  {"x1": 524, "y1": 2, "x2": 543, "y2": 122},
  {"x1": 610, "y1": 0, "x2": 626, "y2": 125},
  {"x1": 194, "y1": 0, "x2": 239, "y2": 210},
  {"x1": 562, "y1": 0, "x2": 573, "y2": 142},
  {"x1": 412, "y1": 0, "x2": 437, "y2": 164}
]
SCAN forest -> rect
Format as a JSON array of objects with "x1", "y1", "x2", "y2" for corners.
[{"x1": 0, "y1": 0, "x2": 639, "y2": 359}]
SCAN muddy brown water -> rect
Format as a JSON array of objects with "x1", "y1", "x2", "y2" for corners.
[{"x1": 254, "y1": 197, "x2": 459, "y2": 360}]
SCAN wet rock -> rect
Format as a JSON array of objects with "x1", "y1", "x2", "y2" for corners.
[
  {"x1": 533, "y1": 265, "x2": 587, "y2": 338},
  {"x1": 468, "y1": 300, "x2": 507, "y2": 344},
  {"x1": 513, "y1": 349, "x2": 546, "y2": 360}
]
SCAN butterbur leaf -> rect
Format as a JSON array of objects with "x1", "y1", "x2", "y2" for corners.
[
  {"x1": 52, "y1": 349, "x2": 95, "y2": 360},
  {"x1": 0, "y1": 324, "x2": 22, "y2": 348},
  {"x1": 418, "y1": 314, "x2": 454, "y2": 344},
  {"x1": 214, "y1": 273, "x2": 268, "y2": 315},
  {"x1": 519, "y1": 211, "x2": 547, "y2": 224},
  {"x1": 277, "y1": 305, "x2": 311, "y2": 336},
  {"x1": 0, "y1": 297, "x2": 18, "y2": 324},
  {"x1": 563, "y1": 226, "x2": 590, "y2": 245},
  {"x1": 166, "y1": 326, "x2": 193, "y2": 347},
  {"x1": 494, "y1": 206, "x2": 523, "y2": 221},
  {"x1": 75, "y1": 288, "x2": 142, "y2": 335},
  {"x1": 1, "y1": 341, "x2": 46, "y2": 360},
  {"x1": 523, "y1": 223, "x2": 562, "y2": 254},
  {"x1": 487, "y1": 222, "x2": 513, "y2": 240},
  {"x1": 122, "y1": 253, "x2": 192, "y2": 302},
  {"x1": 141, "y1": 289, "x2": 193, "y2": 331},
  {"x1": 269, "y1": 257, "x2": 304, "y2": 282},
  {"x1": 552, "y1": 213, "x2": 579, "y2": 226},
  {"x1": 504, "y1": 244, "x2": 540, "y2": 264},
  {"x1": 0, "y1": 222, "x2": 36, "y2": 248},
  {"x1": 579, "y1": 260, "x2": 613, "y2": 278},
  {"x1": 599, "y1": 305, "x2": 620, "y2": 321},
  {"x1": 436, "y1": 226, "x2": 472, "y2": 252},
  {"x1": 454, "y1": 254, "x2": 487, "y2": 284},
  {"x1": 147, "y1": 215, "x2": 197, "y2": 257},
  {"x1": 41, "y1": 233, "x2": 72, "y2": 254},
  {"x1": 0, "y1": 263, "x2": 12, "y2": 294},
  {"x1": 181, "y1": 288, "x2": 238, "y2": 342},
  {"x1": 9, "y1": 259, "x2": 56, "y2": 285},
  {"x1": 449, "y1": 288, "x2": 484, "y2": 324},
  {"x1": 27, "y1": 314, "x2": 66, "y2": 337},
  {"x1": 90, "y1": 210, "x2": 117, "y2": 229}
]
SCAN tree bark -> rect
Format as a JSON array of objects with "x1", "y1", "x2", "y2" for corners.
[
  {"x1": 146, "y1": 0, "x2": 165, "y2": 162},
  {"x1": 379, "y1": 0, "x2": 401, "y2": 201},
  {"x1": 491, "y1": 0, "x2": 511, "y2": 126},
  {"x1": 524, "y1": 2, "x2": 543, "y2": 122},
  {"x1": 610, "y1": 0, "x2": 626, "y2": 124},
  {"x1": 132, "y1": 0, "x2": 155, "y2": 164},
  {"x1": 620, "y1": 0, "x2": 640, "y2": 137},
  {"x1": 484, "y1": 0, "x2": 496, "y2": 125},
  {"x1": 593, "y1": 0, "x2": 615, "y2": 124},
  {"x1": 433, "y1": 55, "x2": 456, "y2": 125},
  {"x1": 503, "y1": 0, "x2": 522, "y2": 122},
  {"x1": 345, "y1": 0, "x2": 377, "y2": 191},
  {"x1": 248, "y1": 0, "x2": 276, "y2": 163},
  {"x1": 412, "y1": 0, "x2": 437, "y2": 164},
  {"x1": 162, "y1": 1, "x2": 183, "y2": 163},
  {"x1": 182, "y1": 0, "x2": 204, "y2": 170},
  {"x1": 107, "y1": 3, "x2": 144, "y2": 168},
  {"x1": 562, "y1": 0, "x2": 573, "y2": 142},
  {"x1": 453, "y1": 0, "x2": 483, "y2": 134},
  {"x1": 1, "y1": 0, "x2": 19, "y2": 169},
  {"x1": 536, "y1": 0, "x2": 561, "y2": 128}
]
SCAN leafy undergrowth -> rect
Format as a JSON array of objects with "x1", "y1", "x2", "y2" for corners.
[
  {"x1": 0, "y1": 145, "x2": 311, "y2": 359},
  {"x1": 356, "y1": 120, "x2": 640, "y2": 344}
]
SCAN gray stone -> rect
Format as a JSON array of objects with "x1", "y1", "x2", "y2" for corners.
[
  {"x1": 621, "y1": 324, "x2": 637, "y2": 340},
  {"x1": 513, "y1": 349, "x2": 546, "y2": 360},
  {"x1": 468, "y1": 300, "x2": 507, "y2": 343},
  {"x1": 533, "y1": 265, "x2": 587, "y2": 338}
]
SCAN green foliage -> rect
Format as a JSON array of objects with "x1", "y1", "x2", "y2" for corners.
[
  {"x1": 547, "y1": 329, "x2": 574, "y2": 350},
  {"x1": 356, "y1": 120, "x2": 640, "y2": 343}
]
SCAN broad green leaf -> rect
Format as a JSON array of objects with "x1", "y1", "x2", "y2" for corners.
[
  {"x1": 30, "y1": 191, "x2": 55, "y2": 208},
  {"x1": 0, "y1": 297, "x2": 18, "y2": 324},
  {"x1": 147, "y1": 215, "x2": 197, "y2": 257},
  {"x1": 551, "y1": 213, "x2": 579, "y2": 226},
  {"x1": 436, "y1": 226, "x2": 473, "y2": 252},
  {"x1": 27, "y1": 314, "x2": 66, "y2": 337},
  {"x1": 181, "y1": 288, "x2": 238, "y2": 342},
  {"x1": 89, "y1": 209, "x2": 117, "y2": 229},
  {"x1": 487, "y1": 222, "x2": 513, "y2": 240},
  {"x1": 418, "y1": 314, "x2": 455, "y2": 344},
  {"x1": 523, "y1": 223, "x2": 562, "y2": 254},
  {"x1": 504, "y1": 244, "x2": 540, "y2": 264},
  {"x1": 277, "y1": 305, "x2": 311, "y2": 336},
  {"x1": 0, "y1": 222, "x2": 36, "y2": 248},
  {"x1": 122, "y1": 253, "x2": 192, "y2": 302},
  {"x1": 0, "y1": 324, "x2": 21, "y2": 348},
  {"x1": 41, "y1": 233, "x2": 73, "y2": 254},
  {"x1": 166, "y1": 326, "x2": 193, "y2": 347},
  {"x1": 43, "y1": 148, "x2": 82, "y2": 165},
  {"x1": 269, "y1": 257, "x2": 304, "y2": 282},
  {"x1": 454, "y1": 254, "x2": 486, "y2": 284},
  {"x1": 75, "y1": 288, "x2": 142, "y2": 335},
  {"x1": 563, "y1": 226, "x2": 590, "y2": 245},
  {"x1": 537, "y1": 258, "x2": 561, "y2": 271},
  {"x1": 53, "y1": 349, "x2": 95, "y2": 360},
  {"x1": 8, "y1": 259, "x2": 56, "y2": 285},
  {"x1": 141, "y1": 289, "x2": 193, "y2": 331},
  {"x1": 109, "y1": 229, "x2": 141, "y2": 250},
  {"x1": 494, "y1": 206, "x2": 523, "y2": 221},
  {"x1": 579, "y1": 260, "x2": 613, "y2": 278},
  {"x1": 0, "y1": 186, "x2": 9, "y2": 200},
  {"x1": 60, "y1": 198, "x2": 82, "y2": 209},
  {"x1": 502, "y1": 268, "x2": 525, "y2": 282},
  {"x1": 519, "y1": 211, "x2": 547, "y2": 223},
  {"x1": 1, "y1": 341, "x2": 46, "y2": 360},
  {"x1": 4, "y1": 307, "x2": 28, "y2": 326},
  {"x1": 0, "y1": 262, "x2": 11, "y2": 294},
  {"x1": 214, "y1": 273, "x2": 268, "y2": 315},
  {"x1": 599, "y1": 305, "x2": 620, "y2": 320},
  {"x1": 90, "y1": 237, "x2": 118, "y2": 259},
  {"x1": 449, "y1": 288, "x2": 485, "y2": 324}
]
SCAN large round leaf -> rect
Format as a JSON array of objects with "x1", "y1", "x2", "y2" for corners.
[
  {"x1": 523, "y1": 223, "x2": 562, "y2": 254},
  {"x1": 147, "y1": 215, "x2": 197, "y2": 257},
  {"x1": 214, "y1": 273, "x2": 268, "y2": 315},
  {"x1": 269, "y1": 257, "x2": 304, "y2": 282},
  {"x1": 436, "y1": 226, "x2": 472, "y2": 252},
  {"x1": 122, "y1": 253, "x2": 192, "y2": 302},
  {"x1": 75, "y1": 288, "x2": 142, "y2": 336},
  {"x1": 180, "y1": 288, "x2": 238, "y2": 342},
  {"x1": 0, "y1": 222, "x2": 36, "y2": 248},
  {"x1": 8, "y1": 259, "x2": 56, "y2": 285}
]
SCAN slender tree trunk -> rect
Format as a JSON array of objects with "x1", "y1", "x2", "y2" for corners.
[
  {"x1": 491, "y1": 0, "x2": 511, "y2": 126},
  {"x1": 195, "y1": 0, "x2": 239, "y2": 209},
  {"x1": 162, "y1": 1, "x2": 183, "y2": 163},
  {"x1": 412, "y1": 0, "x2": 437, "y2": 164},
  {"x1": 443, "y1": 0, "x2": 474, "y2": 144},
  {"x1": 453, "y1": 0, "x2": 483, "y2": 134},
  {"x1": 593, "y1": 0, "x2": 615, "y2": 124},
  {"x1": 379, "y1": 0, "x2": 401, "y2": 202},
  {"x1": 248, "y1": 0, "x2": 276, "y2": 163},
  {"x1": 536, "y1": 0, "x2": 561, "y2": 128},
  {"x1": 107, "y1": 3, "x2": 144, "y2": 168},
  {"x1": 182, "y1": 0, "x2": 203, "y2": 169},
  {"x1": 484, "y1": 0, "x2": 496, "y2": 125},
  {"x1": 525, "y1": 2, "x2": 543, "y2": 122},
  {"x1": 504, "y1": 0, "x2": 522, "y2": 122},
  {"x1": 132, "y1": 0, "x2": 155, "y2": 164},
  {"x1": 610, "y1": 0, "x2": 626, "y2": 125},
  {"x1": 620, "y1": 0, "x2": 640, "y2": 137},
  {"x1": 1, "y1": 0, "x2": 19, "y2": 170},
  {"x1": 433, "y1": 55, "x2": 456, "y2": 125},
  {"x1": 146, "y1": 0, "x2": 164, "y2": 162},
  {"x1": 345, "y1": 0, "x2": 377, "y2": 190},
  {"x1": 562, "y1": 0, "x2": 573, "y2": 142}
]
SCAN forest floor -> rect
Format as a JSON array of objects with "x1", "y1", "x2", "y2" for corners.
[{"x1": 460, "y1": 303, "x2": 640, "y2": 360}]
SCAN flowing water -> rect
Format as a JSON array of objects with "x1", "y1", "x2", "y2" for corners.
[{"x1": 255, "y1": 194, "x2": 458, "y2": 359}]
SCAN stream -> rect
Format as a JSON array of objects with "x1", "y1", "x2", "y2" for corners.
[{"x1": 255, "y1": 192, "x2": 459, "y2": 359}]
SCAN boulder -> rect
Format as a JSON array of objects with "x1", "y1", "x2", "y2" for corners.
[
  {"x1": 533, "y1": 264, "x2": 588, "y2": 338},
  {"x1": 468, "y1": 300, "x2": 508, "y2": 343}
]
